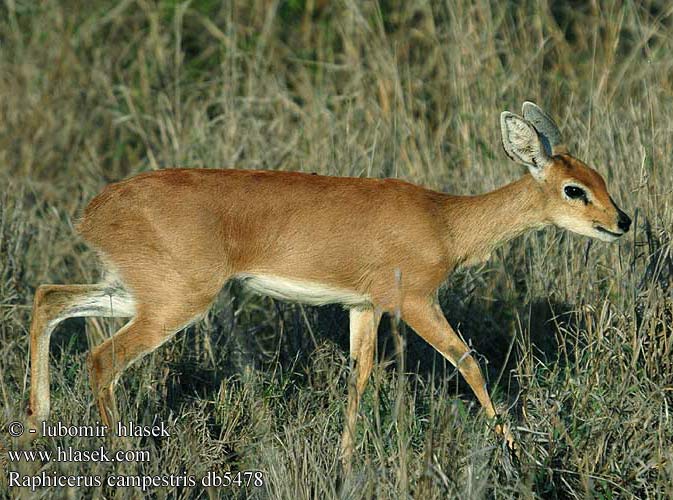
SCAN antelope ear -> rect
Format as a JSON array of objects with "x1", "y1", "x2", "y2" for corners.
[
  {"x1": 522, "y1": 101, "x2": 567, "y2": 155},
  {"x1": 500, "y1": 111, "x2": 551, "y2": 180}
]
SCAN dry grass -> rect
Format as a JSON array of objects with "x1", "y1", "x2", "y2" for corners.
[{"x1": 1, "y1": 0, "x2": 673, "y2": 498}]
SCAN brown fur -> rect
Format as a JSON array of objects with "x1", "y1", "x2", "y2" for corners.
[{"x1": 23, "y1": 149, "x2": 629, "y2": 468}]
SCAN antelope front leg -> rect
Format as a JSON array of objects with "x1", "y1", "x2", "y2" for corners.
[
  {"x1": 340, "y1": 307, "x2": 381, "y2": 472},
  {"x1": 401, "y1": 296, "x2": 515, "y2": 450}
]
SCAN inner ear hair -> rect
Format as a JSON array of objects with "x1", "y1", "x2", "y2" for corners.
[{"x1": 500, "y1": 111, "x2": 550, "y2": 169}]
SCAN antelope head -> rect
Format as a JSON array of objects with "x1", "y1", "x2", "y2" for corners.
[{"x1": 500, "y1": 102, "x2": 631, "y2": 242}]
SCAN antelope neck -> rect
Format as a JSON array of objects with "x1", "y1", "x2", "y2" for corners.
[{"x1": 441, "y1": 173, "x2": 548, "y2": 265}]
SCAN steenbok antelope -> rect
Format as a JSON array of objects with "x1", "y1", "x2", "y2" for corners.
[{"x1": 23, "y1": 102, "x2": 630, "y2": 467}]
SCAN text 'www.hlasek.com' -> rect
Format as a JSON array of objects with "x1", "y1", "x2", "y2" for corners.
[{"x1": 3, "y1": 420, "x2": 265, "y2": 492}]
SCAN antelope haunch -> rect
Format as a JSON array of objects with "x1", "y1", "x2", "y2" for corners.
[{"x1": 23, "y1": 102, "x2": 630, "y2": 467}]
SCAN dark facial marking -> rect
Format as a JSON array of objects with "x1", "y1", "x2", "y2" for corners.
[
  {"x1": 556, "y1": 155, "x2": 575, "y2": 170},
  {"x1": 610, "y1": 196, "x2": 631, "y2": 232}
]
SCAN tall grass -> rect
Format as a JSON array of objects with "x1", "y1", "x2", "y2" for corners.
[{"x1": 1, "y1": 0, "x2": 672, "y2": 497}]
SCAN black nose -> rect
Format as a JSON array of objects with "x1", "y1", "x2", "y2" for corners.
[{"x1": 617, "y1": 209, "x2": 631, "y2": 233}]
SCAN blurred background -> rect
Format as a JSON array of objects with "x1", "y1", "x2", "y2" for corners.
[{"x1": 1, "y1": 1, "x2": 672, "y2": 497}]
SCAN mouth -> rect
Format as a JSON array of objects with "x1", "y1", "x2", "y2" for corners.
[{"x1": 594, "y1": 225, "x2": 624, "y2": 240}]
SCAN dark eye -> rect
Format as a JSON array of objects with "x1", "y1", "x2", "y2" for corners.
[{"x1": 564, "y1": 185, "x2": 587, "y2": 201}]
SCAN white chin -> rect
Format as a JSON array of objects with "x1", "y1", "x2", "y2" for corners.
[
  {"x1": 593, "y1": 229, "x2": 622, "y2": 242},
  {"x1": 557, "y1": 222, "x2": 623, "y2": 242}
]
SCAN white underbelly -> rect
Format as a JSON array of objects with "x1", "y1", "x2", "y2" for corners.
[{"x1": 238, "y1": 274, "x2": 369, "y2": 307}]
